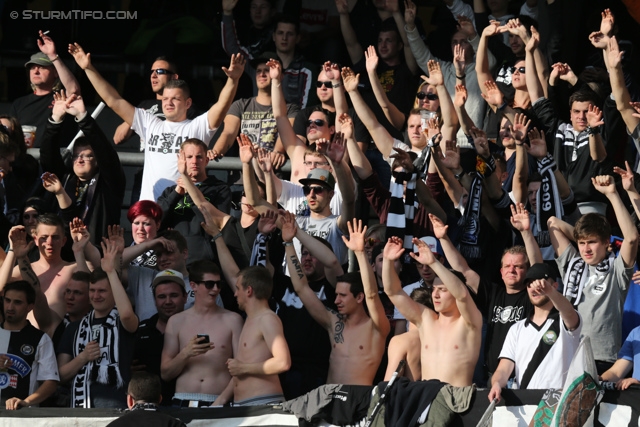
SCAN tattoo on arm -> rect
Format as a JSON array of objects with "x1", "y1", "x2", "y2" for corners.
[{"x1": 290, "y1": 255, "x2": 304, "y2": 279}]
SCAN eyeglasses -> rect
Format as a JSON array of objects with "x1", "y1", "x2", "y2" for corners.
[
  {"x1": 416, "y1": 92, "x2": 438, "y2": 101},
  {"x1": 303, "y1": 185, "x2": 327, "y2": 195},
  {"x1": 306, "y1": 119, "x2": 326, "y2": 127},
  {"x1": 151, "y1": 68, "x2": 174, "y2": 75},
  {"x1": 316, "y1": 81, "x2": 332, "y2": 89},
  {"x1": 73, "y1": 154, "x2": 94, "y2": 162},
  {"x1": 199, "y1": 280, "x2": 222, "y2": 290},
  {"x1": 510, "y1": 66, "x2": 526, "y2": 74},
  {"x1": 303, "y1": 160, "x2": 329, "y2": 168}
]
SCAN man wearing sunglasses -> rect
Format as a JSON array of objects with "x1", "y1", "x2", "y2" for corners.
[
  {"x1": 161, "y1": 261, "x2": 243, "y2": 408},
  {"x1": 69, "y1": 42, "x2": 244, "y2": 202}
]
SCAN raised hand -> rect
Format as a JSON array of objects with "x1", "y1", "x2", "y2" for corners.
[
  {"x1": 383, "y1": 236, "x2": 405, "y2": 260},
  {"x1": 429, "y1": 213, "x2": 449, "y2": 240},
  {"x1": 510, "y1": 113, "x2": 531, "y2": 142},
  {"x1": 425, "y1": 118, "x2": 440, "y2": 140},
  {"x1": 335, "y1": 0, "x2": 349, "y2": 15},
  {"x1": 404, "y1": 0, "x2": 417, "y2": 27},
  {"x1": 385, "y1": 0, "x2": 399, "y2": 13},
  {"x1": 326, "y1": 132, "x2": 346, "y2": 164},
  {"x1": 453, "y1": 44, "x2": 466, "y2": 75},
  {"x1": 100, "y1": 237, "x2": 119, "y2": 273},
  {"x1": 525, "y1": 26, "x2": 540, "y2": 52},
  {"x1": 51, "y1": 91, "x2": 68, "y2": 121},
  {"x1": 389, "y1": 147, "x2": 414, "y2": 172},
  {"x1": 107, "y1": 224, "x2": 125, "y2": 254},
  {"x1": 440, "y1": 139, "x2": 461, "y2": 170},
  {"x1": 421, "y1": 60, "x2": 444, "y2": 86},
  {"x1": 589, "y1": 31, "x2": 608, "y2": 50},
  {"x1": 279, "y1": 210, "x2": 298, "y2": 242},
  {"x1": 37, "y1": 30, "x2": 57, "y2": 57},
  {"x1": 526, "y1": 128, "x2": 548, "y2": 160},
  {"x1": 267, "y1": 58, "x2": 282, "y2": 81},
  {"x1": 341, "y1": 67, "x2": 360, "y2": 93},
  {"x1": 41, "y1": 172, "x2": 63, "y2": 194},
  {"x1": 222, "y1": 0, "x2": 239, "y2": 13},
  {"x1": 8, "y1": 226, "x2": 34, "y2": 259},
  {"x1": 68, "y1": 42, "x2": 91, "y2": 70},
  {"x1": 409, "y1": 237, "x2": 436, "y2": 265},
  {"x1": 223, "y1": 53, "x2": 245, "y2": 80},
  {"x1": 470, "y1": 127, "x2": 489, "y2": 158},
  {"x1": 70, "y1": 218, "x2": 90, "y2": 253},
  {"x1": 199, "y1": 202, "x2": 221, "y2": 236},
  {"x1": 342, "y1": 219, "x2": 366, "y2": 253},
  {"x1": 481, "y1": 80, "x2": 504, "y2": 107},
  {"x1": 323, "y1": 61, "x2": 341, "y2": 81},
  {"x1": 454, "y1": 84, "x2": 467, "y2": 107},
  {"x1": 456, "y1": 15, "x2": 476, "y2": 39},
  {"x1": 337, "y1": 113, "x2": 354, "y2": 140},
  {"x1": 258, "y1": 210, "x2": 278, "y2": 235},
  {"x1": 586, "y1": 104, "x2": 604, "y2": 128},
  {"x1": 505, "y1": 18, "x2": 528, "y2": 41},
  {"x1": 510, "y1": 203, "x2": 531, "y2": 231},
  {"x1": 270, "y1": 151, "x2": 286, "y2": 170},
  {"x1": 365, "y1": 45, "x2": 379, "y2": 73},
  {"x1": 600, "y1": 8, "x2": 615, "y2": 37},
  {"x1": 257, "y1": 148, "x2": 273, "y2": 173},
  {"x1": 592, "y1": 175, "x2": 616, "y2": 196},
  {"x1": 64, "y1": 93, "x2": 87, "y2": 117},
  {"x1": 631, "y1": 102, "x2": 640, "y2": 119},
  {"x1": 607, "y1": 36, "x2": 624, "y2": 69},
  {"x1": 528, "y1": 278, "x2": 555, "y2": 296},
  {"x1": 613, "y1": 161, "x2": 636, "y2": 193},
  {"x1": 237, "y1": 134, "x2": 256, "y2": 164},
  {"x1": 482, "y1": 20, "x2": 504, "y2": 38}
]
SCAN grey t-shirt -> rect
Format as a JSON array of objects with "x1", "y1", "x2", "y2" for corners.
[
  {"x1": 557, "y1": 245, "x2": 633, "y2": 362},
  {"x1": 295, "y1": 215, "x2": 347, "y2": 265}
]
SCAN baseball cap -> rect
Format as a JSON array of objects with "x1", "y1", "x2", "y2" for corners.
[
  {"x1": 415, "y1": 236, "x2": 444, "y2": 256},
  {"x1": 524, "y1": 263, "x2": 554, "y2": 285},
  {"x1": 152, "y1": 269, "x2": 185, "y2": 289},
  {"x1": 299, "y1": 168, "x2": 335, "y2": 189},
  {"x1": 25, "y1": 52, "x2": 54, "y2": 68}
]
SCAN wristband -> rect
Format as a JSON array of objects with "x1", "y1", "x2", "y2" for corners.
[
  {"x1": 332, "y1": 82, "x2": 341, "y2": 88},
  {"x1": 586, "y1": 125, "x2": 601, "y2": 136},
  {"x1": 456, "y1": 74, "x2": 466, "y2": 80},
  {"x1": 454, "y1": 171, "x2": 465, "y2": 180},
  {"x1": 210, "y1": 232, "x2": 223, "y2": 242},
  {"x1": 283, "y1": 241, "x2": 294, "y2": 247},
  {"x1": 7, "y1": 248, "x2": 13, "y2": 252},
  {"x1": 50, "y1": 55, "x2": 59, "y2": 62},
  {"x1": 497, "y1": 102, "x2": 507, "y2": 111}
]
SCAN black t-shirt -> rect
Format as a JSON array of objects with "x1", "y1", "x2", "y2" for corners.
[
  {"x1": 353, "y1": 59, "x2": 418, "y2": 117},
  {"x1": 10, "y1": 92, "x2": 76, "y2": 148},
  {"x1": 58, "y1": 314, "x2": 136, "y2": 407},
  {"x1": 134, "y1": 314, "x2": 175, "y2": 405},
  {"x1": 106, "y1": 408, "x2": 186, "y2": 427},
  {"x1": 474, "y1": 278, "x2": 533, "y2": 374}
]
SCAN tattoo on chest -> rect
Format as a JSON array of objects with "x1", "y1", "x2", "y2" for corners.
[{"x1": 333, "y1": 314, "x2": 345, "y2": 344}]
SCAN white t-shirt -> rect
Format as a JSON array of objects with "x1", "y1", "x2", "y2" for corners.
[
  {"x1": 132, "y1": 109, "x2": 215, "y2": 201},
  {"x1": 279, "y1": 179, "x2": 343, "y2": 217},
  {"x1": 499, "y1": 311, "x2": 582, "y2": 390}
]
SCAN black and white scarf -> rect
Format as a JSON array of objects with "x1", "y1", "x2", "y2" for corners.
[
  {"x1": 457, "y1": 155, "x2": 495, "y2": 260},
  {"x1": 72, "y1": 308, "x2": 124, "y2": 408},
  {"x1": 250, "y1": 233, "x2": 270, "y2": 267},
  {"x1": 563, "y1": 253, "x2": 615, "y2": 306},
  {"x1": 386, "y1": 171, "x2": 418, "y2": 251},
  {"x1": 535, "y1": 154, "x2": 563, "y2": 249}
]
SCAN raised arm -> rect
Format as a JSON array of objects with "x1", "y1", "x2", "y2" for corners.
[
  {"x1": 320, "y1": 133, "x2": 355, "y2": 234},
  {"x1": 336, "y1": 0, "x2": 363, "y2": 64},
  {"x1": 101, "y1": 228, "x2": 138, "y2": 333},
  {"x1": 207, "y1": 54, "x2": 245, "y2": 130},
  {"x1": 281, "y1": 211, "x2": 335, "y2": 330},
  {"x1": 606, "y1": 37, "x2": 640, "y2": 134},
  {"x1": 383, "y1": 236, "x2": 430, "y2": 326},
  {"x1": 295, "y1": 226, "x2": 343, "y2": 287},
  {"x1": 431, "y1": 138, "x2": 466, "y2": 207},
  {"x1": 510, "y1": 203, "x2": 543, "y2": 265},
  {"x1": 341, "y1": 113, "x2": 373, "y2": 180},
  {"x1": 527, "y1": 128, "x2": 572, "y2": 200},
  {"x1": 429, "y1": 214, "x2": 480, "y2": 292},
  {"x1": 199, "y1": 202, "x2": 239, "y2": 294},
  {"x1": 410, "y1": 237, "x2": 482, "y2": 329},
  {"x1": 531, "y1": 278, "x2": 580, "y2": 330},
  {"x1": 42, "y1": 172, "x2": 72, "y2": 210},
  {"x1": 547, "y1": 216, "x2": 574, "y2": 257},
  {"x1": 68, "y1": 43, "x2": 135, "y2": 124},
  {"x1": 524, "y1": 26, "x2": 544, "y2": 102},
  {"x1": 423, "y1": 60, "x2": 459, "y2": 140},
  {"x1": 476, "y1": 21, "x2": 504, "y2": 91},
  {"x1": 592, "y1": 175, "x2": 638, "y2": 268},
  {"x1": 239, "y1": 135, "x2": 277, "y2": 215},
  {"x1": 344, "y1": 220, "x2": 390, "y2": 336},
  {"x1": 342, "y1": 67, "x2": 395, "y2": 157},
  {"x1": 388, "y1": 0, "x2": 418, "y2": 75},
  {"x1": 365, "y1": 46, "x2": 405, "y2": 130},
  {"x1": 38, "y1": 30, "x2": 80, "y2": 95}
]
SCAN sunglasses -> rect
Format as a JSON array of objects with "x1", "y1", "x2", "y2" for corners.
[
  {"x1": 365, "y1": 238, "x2": 380, "y2": 247},
  {"x1": 306, "y1": 119, "x2": 326, "y2": 127},
  {"x1": 416, "y1": 92, "x2": 439, "y2": 101},
  {"x1": 510, "y1": 66, "x2": 526, "y2": 74},
  {"x1": 151, "y1": 68, "x2": 174, "y2": 75},
  {"x1": 199, "y1": 280, "x2": 222, "y2": 290},
  {"x1": 302, "y1": 185, "x2": 327, "y2": 195},
  {"x1": 316, "y1": 81, "x2": 332, "y2": 89}
]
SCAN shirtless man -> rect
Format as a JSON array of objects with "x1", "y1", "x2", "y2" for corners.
[
  {"x1": 283, "y1": 213, "x2": 390, "y2": 385},
  {"x1": 9, "y1": 214, "x2": 84, "y2": 321},
  {"x1": 382, "y1": 236, "x2": 483, "y2": 387},
  {"x1": 227, "y1": 266, "x2": 291, "y2": 405},
  {"x1": 161, "y1": 260, "x2": 243, "y2": 407}
]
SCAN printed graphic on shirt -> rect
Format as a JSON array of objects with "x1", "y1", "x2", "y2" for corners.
[
  {"x1": 146, "y1": 132, "x2": 193, "y2": 154},
  {"x1": 492, "y1": 305, "x2": 525, "y2": 324},
  {"x1": 0, "y1": 354, "x2": 32, "y2": 389},
  {"x1": 240, "y1": 113, "x2": 278, "y2": 151}
]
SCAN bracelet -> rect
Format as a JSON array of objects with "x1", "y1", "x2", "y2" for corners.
[
  {"x1": 332, "y1": 82, "x2": 341, "y2": 88},
  {"x1": 456, "y1": 74, "x2": 466, "y2": 80},
  {"x1": 586, "y1": 125, "x2": 601, "y2": 136},
  {"x1": 497, "y1": 102, "x2": 507, "y2": 111},
  {"x1": 50, "y1": 55, "x2": 59, "y2": 62},
  {"x1": 210, "y1": 232, "x2": 223, "y2": 242},
  {"x1": 454, "y1": 171, "x2": 465, "y2": 180},
  {"x1": 283, "y1": 241, "x2": 294, "y2": 247},
  {"x1": 7, "y1": 248, "x2": 13, "y2": 252}
]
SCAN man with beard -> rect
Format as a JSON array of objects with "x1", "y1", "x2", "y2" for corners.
[
  {"x1": 488, "y1": 263, "x2": 581, "y2": 401},
  {"x1": 133, "y1": 271, "x2": 187, "y2": 405}
]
